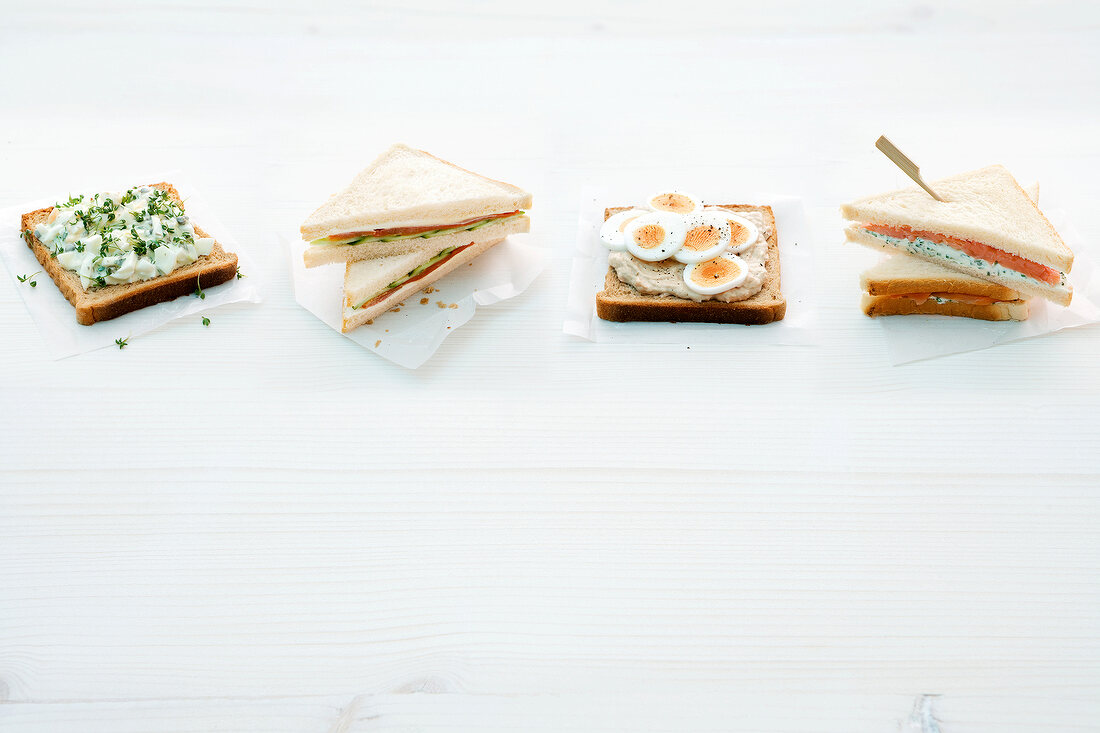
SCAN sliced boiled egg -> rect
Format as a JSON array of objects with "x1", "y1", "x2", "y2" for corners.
[
  {"x1": 674, "y1": 212, "x2": 731, "y2": 264},
  {"x1": 646, "y1": 191, "x2": 702, "y2": 216},
  {"x1": 623, "y1": 212, "x2": 686, "y2": 262},
  {"x1": 682, "y1": 252, "x2": 749, "y2": 295},
  {"x1": 600, "y1": 208, "x2": 649, "y2": 251},
  {"x1": 703, "y1": 207, "x2": 759, "y2": 254}
]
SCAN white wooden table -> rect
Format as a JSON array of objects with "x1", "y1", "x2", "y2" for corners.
[{"x1": 2, "y1": 3, "x2": 1099, "y2": 731}]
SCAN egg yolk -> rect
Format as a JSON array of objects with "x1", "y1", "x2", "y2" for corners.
[
  {"x1": 729, "y1": 221, "x2": 749, "y2": 246},
  {"x1": 691, "y1": 257, "x2": 741, "y2": 285},
  {"x1": 683, "y1": 224, "x2": 721, "y2": 252},
  {"x1": 651, "y1": 193, "x2": 694, "y2": 214},
  {"x1": 632, "y1": 224, "x2": 667, "y2": 249}
]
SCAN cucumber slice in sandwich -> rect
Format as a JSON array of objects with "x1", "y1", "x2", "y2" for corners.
[
  {"x1": 351, "y1": 246, "x2": 458, "y2": 309},
  {"x1": 310, "y1": 213, "x2": 520, "y2": 248}
]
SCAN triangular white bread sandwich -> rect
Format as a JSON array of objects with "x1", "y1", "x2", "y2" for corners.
[
  {"x1": 301, "y1": 143, "x2": 532, "y2": 268},
  {"x1": 859, "y1": 183, "x2": 1037, "y2": 322},
  {"x1": 842, "y1": 165, "x2": 1072, "y2": 306},
  {"x1": 860, "y1": 256, "x2": 1028, "y2": 321}
]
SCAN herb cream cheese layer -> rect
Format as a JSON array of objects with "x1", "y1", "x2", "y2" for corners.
[
  {"x1": 33, "y1": 186, "x2": 214, "y2": 290},
  {"x1": 864, "y1": 229, "x2": 1067, "y2": 289},
  {"x1": 609, "y1": 209, "x2": 771, "y2": 303}
]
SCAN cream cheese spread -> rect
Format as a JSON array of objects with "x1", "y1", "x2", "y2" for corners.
[
  {"x1": 32, "y1": 186, "x2": 214, "y2": 290},
  {"x1": 863, "y1": 228, "x2": 1066, "y2": 289}
]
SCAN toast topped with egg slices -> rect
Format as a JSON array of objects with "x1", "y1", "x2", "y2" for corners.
[
  {"x1": 595, "y1": 194, "x2": 785, "y2": 324},
  {"x1": 21, "y1": 183, "x2": 237, "y2": 325}
]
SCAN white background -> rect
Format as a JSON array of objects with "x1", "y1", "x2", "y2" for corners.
[{"x1": 2, "y1": 1, "x2": 1099, "y2": 731}]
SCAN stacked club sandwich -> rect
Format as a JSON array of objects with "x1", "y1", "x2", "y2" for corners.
[
  {"x1": 301, "y1": 144, "x2": 532, "y2": 332},
  {"x1": 843, "y1": 166, "x2": 1072, "y2": 321}
]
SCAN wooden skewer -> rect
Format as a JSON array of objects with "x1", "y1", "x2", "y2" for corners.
[{"x1": 875, "y1": 136, "x2": 945, "y2": 202}]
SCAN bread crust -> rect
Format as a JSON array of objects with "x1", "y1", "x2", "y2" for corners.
[
  {"x1": 861, "y1": 293, "x2": 1028, "y2": 321},
  {"x1": 595, "y1": 204, "x2": 785, "y2": 325},
  {"x1": 21, "y1": 183, "x2": 238, "y2": 325},
  {"x1": 861, "y1": 271, "x2": 1020, "y2": 300}
]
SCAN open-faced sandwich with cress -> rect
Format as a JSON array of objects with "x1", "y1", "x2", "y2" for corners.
[{"x1": 20, "y1": 183, "x2": 238, "y2": 325}]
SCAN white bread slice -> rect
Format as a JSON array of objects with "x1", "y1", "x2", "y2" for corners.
[
  {"x1": 860, "y1": 255, "x2": 1022, "y2": 300},
  {"x1": 846, "y1": 225, "x2": 1071, "y2": 306},
  {"x1": 841, "y1": 165, "x2": 1071, "y2": 272},
  {"x1": 341, "y1": 235, "x2": 506, "y2": 332},
  {"x1": 304, "y1": 214, "x2": 530, "y2": 268},
  {"x1": 861, "y1": 292, "x2": 1028, "y2": 321},
  {"x1": 300, "y1": 144, "x2": 533, "y2": 241}
]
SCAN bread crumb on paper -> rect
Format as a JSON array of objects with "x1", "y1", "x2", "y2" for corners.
[
  {"x1": 374, "y1": 340, "x2": 381, "y2": 347},
  {"x1": 436, "y1": 301, "x2": 446, "y2": 308},
  {"x1": 448, "y1": 303, "x2": 457, "y2": 309},
  {"x1": 420, "y1": 297, "x2": 429, "y2": 305}
]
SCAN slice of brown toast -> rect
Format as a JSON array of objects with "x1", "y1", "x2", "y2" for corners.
[
  {"x1": 595, "y1": 204, "x2": 785, "y2": 324},
  {"x1": 20, "y1": 183, "x2": 238, "y2": 325}
]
